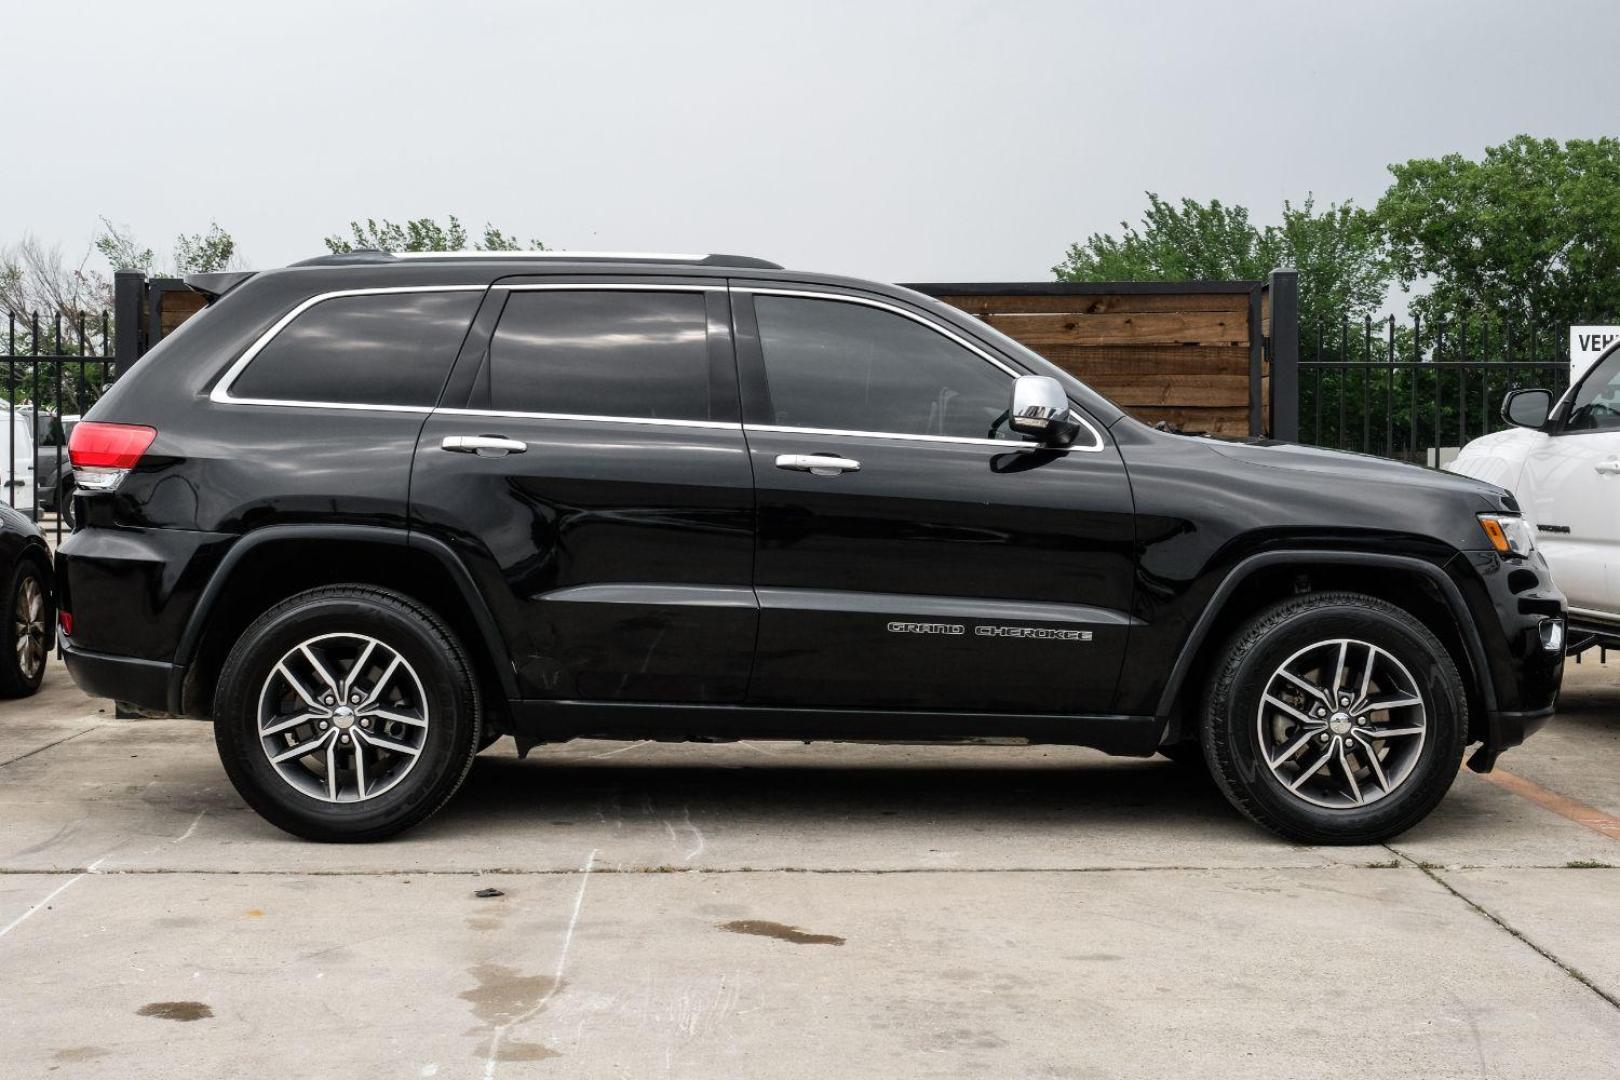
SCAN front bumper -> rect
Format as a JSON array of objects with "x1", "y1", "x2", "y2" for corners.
[
  {"x1": 1468, "y1": 706, "x2": 1556, "y2": 772},
  {"x1": 1449, "y1": 549, "x2": 1565, "y2": 769}
]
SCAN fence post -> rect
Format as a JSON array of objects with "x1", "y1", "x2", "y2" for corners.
[
  {"x1": 1267, "y1": 269, "x2": 1300, "y2": 442},
  {"x1": 113, "y1": 270, "x2": 146, "y2": 377}
]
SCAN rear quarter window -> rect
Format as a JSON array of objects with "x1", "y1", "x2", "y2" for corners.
[{"x1": 227, "y1": 289, "x2": 482, "y2": 407}]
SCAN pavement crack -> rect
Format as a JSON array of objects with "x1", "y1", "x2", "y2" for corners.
[
  {"x1": 0, "y1": 727, "x2": 98, "y2": 769},
  {"x1": 1394, "y1": 848, "x2": 1620, "y2": 1014},
  {"x1": 0, "y1": 862, "x2": 1614, "y2": 878}
]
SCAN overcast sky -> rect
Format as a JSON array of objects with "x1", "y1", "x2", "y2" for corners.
[{"x1": 3, "y1": 0, "x2": 1617, "y2": 284}]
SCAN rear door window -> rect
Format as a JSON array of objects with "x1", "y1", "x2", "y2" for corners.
[
  {"x1": 228, "y1": 290, "x2": 481, "y2": 407},
  {"x1": 483, "y1": 290, "x2": 714, "y2": 422}
]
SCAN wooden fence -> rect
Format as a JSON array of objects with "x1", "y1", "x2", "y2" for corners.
[{"x1": 913, "y1": 278, "x2": 1295, "y2": 439}]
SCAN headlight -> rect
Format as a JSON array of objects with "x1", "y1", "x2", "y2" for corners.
[{"x1": 1478, "y1": 513, "x2": 1536, "y2": 557}]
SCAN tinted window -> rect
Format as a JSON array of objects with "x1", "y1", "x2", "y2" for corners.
[
  {"x1": 754, "y1": 296, "x2": 1017, "y2": 439},
  {"x1": 486, "y1": 291, "x2": 712, "y2": 421},
  {"x1": 1568, "y1": 349, "x2": 1620, "y2": 432},
  {"x1": 231, "y1": 290, "x2": 480, "y2": 407}
]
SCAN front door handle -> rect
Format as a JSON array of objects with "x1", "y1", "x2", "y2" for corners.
[
  {"x1": 1596, "y1": 459, "x2": 1620, "y2": 475},
  {"x1": 441, "y1": 434, "x2": 528, "y2": 456},
  {"x1": 775, "y1": 453, "x2": 861, "y2": 476}
]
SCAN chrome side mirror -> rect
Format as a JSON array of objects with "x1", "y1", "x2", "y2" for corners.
[
  {"x1": 1008, "y1": 375, "x2": 1078, "y2": 445},
  {"x1": 1502, "y1": 388, "x2": 1552, "y2": 429}
]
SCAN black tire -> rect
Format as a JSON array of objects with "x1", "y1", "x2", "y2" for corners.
[
  {"x1": 56, "y1": 479, "x2": 75, "y2": 529},
  {"x1": 213, "y1": 585, "x2": 482, "y2": 842},
  {"x1": 1201, "y1": 591, "x2": 1467, "y2": 845},
  {"x1": 0, "y1": 559, "x2": 48, "y2": 698}
]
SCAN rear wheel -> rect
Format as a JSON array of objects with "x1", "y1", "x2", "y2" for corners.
[
  {"x1": 1201, "y1": 591, "x2": 1467, "y2": 845},
  {"x1": 213, "y1": 586, "x2": 482, "y2": 842},
  {"x1": 0, "y1": 560, "x2": 48, "y2": 697}
]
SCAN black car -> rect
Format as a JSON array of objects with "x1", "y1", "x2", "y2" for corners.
[
  {"x1": 56, "y1": 251, "x2": 1565, "y2": 844},
  {"x1": 36, "y1": 412, "x2": 79, "y2": 526},
  {"x1": 1, "y1": 500, "x2": 52, "y2": 696}
]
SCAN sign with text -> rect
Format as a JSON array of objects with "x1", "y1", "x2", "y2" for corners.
[{"x1": 1571, "y1": 326, "x2": 1620, "y2": 382}]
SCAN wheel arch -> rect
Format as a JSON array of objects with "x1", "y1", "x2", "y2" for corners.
[
  {"x1": 170, "y1": 525, "x2": 516, "y2": 720},
  {"x1": 1156, "y1": 551, "x2": 1493, "y2": 744}
]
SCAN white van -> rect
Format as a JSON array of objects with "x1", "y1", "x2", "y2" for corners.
[{"x1": 2, "y1": 408, "x2": 37, "y2": 516}]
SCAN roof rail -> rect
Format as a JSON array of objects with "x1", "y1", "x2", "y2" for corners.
[{"x1": 291, "y1": 250, "x2": 783, "y2": 270}]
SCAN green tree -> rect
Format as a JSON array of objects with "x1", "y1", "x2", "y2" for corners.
[
  {"x1": 1053, "y1": 193, "x2": 1276, "y2": 282},
  {"x1": 324, "y1": 215, "x2": 544, "y2": 254},
  {"x1": 1274, "y1": 196, "x2": 1389, "y2": 334},
  {"x1": 1377, "y1": 135, "x2": 1620, "y2": 326},
  {"x1": 1053, "y1": 192, "x2": 1389, "y2": 333},
  {"x1": 92, "y1": 218, "x2": 154, "y2": 275},
  {"x1": 173, "y1": 222, "x2": 237, "y2": 273}
]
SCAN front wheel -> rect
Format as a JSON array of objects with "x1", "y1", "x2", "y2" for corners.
[
  {"x1": 1201, "y1": 592, "x2": 1467, "y2": 845},
  {"x1": 213, "y1": 586, "x2": 482, "y2": 842}
]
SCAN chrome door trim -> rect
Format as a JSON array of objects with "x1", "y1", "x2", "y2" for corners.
[
  {"x1": 736, "y1": 286, "x2": 1106, "y2": 453},
  {"x1": 434, "y1": 407, "x2": 741, "y2": 431}
]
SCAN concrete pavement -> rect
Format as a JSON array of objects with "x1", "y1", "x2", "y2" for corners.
[{"x1": 2, "y1": 657, "x2": 1618, "y2": 1077}]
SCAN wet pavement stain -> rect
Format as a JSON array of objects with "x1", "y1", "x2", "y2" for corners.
[
  {"x1": 137, "y1": 1001, "x2": 213, "y2": 1022},
  {"x1": 458, "y1": 963, "x2": 561, "y2": 1026},
  {"x1": 496, "y1": 1039, "x2": 561, "y2": 1062},
  {"x1": 719, "y1": 919, "x2": 845, "y2": 946}
]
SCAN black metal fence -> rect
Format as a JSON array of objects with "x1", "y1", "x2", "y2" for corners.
[
  {"x1": 3, "y1": 308, "x2": 118, "y2": 544},
  {"x1": 1295, "y1": 309, "x2": 1587, "y2": 465}
]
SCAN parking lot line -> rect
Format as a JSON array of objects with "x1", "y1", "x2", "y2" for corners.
[
  {"x1": 1474, "y1": 768, "x2": 1620, "y2": 843},
  {"x1": 0, "y1": 857, "x2": 105, "y2": 941}
]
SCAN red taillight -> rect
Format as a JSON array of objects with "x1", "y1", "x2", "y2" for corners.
[
  {"x1": 68, "y1": 422, "x2": 156, "y2": 470},
  {"x1": 59, "y1": 612, "x2": 73, "y2": 636}
]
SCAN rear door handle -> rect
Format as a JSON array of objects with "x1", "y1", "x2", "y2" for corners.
[
  {"x1": 774, "y1": 453, "x2": 861, "y2": 476},
  {"x1": 1596, "y1": 459, "x2": 1620, "y2": 475},
  {"x1": 441, "y1": 434, "x2": 528, "y2": 456}
]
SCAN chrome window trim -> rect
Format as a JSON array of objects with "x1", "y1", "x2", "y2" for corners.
[
  {"x1": 210, "y1": 285, "x2": 486, "y2": 411},
  {"x1": 210, "y1": 281, "x2": 1109, "y2": 456},
  {"x1": 748, "y1": 423, "x2": 1033, "y2": 448},
  {"x1": 737, "y1": 287, "x2": 1106, "y2": 453}
]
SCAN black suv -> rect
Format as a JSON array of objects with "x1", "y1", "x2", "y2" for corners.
[{"x1": 57, "y1": 252, "x2": 1565, "y2": 844}]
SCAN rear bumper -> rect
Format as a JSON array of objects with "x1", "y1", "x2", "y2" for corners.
[{"x1": 60, "y1": 638, "x2": 175, "y2": 713}]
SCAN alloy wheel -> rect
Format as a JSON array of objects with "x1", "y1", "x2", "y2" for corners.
[
  {"x1": 1255, "y1": 637, "x2": 1427, "y2": 810},
  {"x1": 13, "y1": 575, "x2": 45, "y2": 681},
  {"x1": 257, "y1": 633, "x2": 430, "y2": 803}
]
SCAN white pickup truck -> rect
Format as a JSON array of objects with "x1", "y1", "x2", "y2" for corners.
[{"x1": 1448, "y1": 342, "x2": 1620, "y2": 651}]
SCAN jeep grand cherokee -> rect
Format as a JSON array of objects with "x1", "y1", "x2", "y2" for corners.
[{"x1": 56, "y1": 251, "x2": 1566, "y2": 843}]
